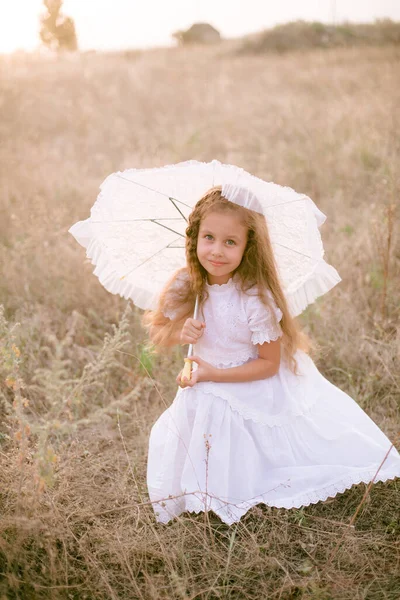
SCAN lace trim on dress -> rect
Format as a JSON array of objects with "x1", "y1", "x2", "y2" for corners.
[
  {"x1": 194, "y1": 350, "x2": 258, "y2": 369},
  {"x1": 251, "y1": 327, "x2": 282, "y2": 346},
  {"x1": 178, "y1": 378, "x2": 315, "y2": 427},
  {"x1": 198, "y1": 350, "x2": 258, "y2": 369},
  {"x1": 200, "y1": 388, "x2": 315, "y2": 427},
  {"x1": 205, "y1": 277, "x2": 236, "y2": 291},
  {"x1": 149, "y1": 466, "x2": 400, "y2": 525},
  {"x1": 246, "y1": 290, "x2": 284, "y2": 345}
]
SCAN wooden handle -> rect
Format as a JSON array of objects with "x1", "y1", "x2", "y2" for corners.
[{"x1": 181, "y1": 358, "x2": 192, "y2": 382}]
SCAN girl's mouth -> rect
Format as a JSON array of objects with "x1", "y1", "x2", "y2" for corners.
[{"x1": 209, "y1": 260, "x2": 226, "y2": 267}]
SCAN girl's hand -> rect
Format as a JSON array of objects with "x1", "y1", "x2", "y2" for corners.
[
  {"x1": 180, "y1": 318, "x2": 206, "y2": 346},
  {"x1": 176, "y1": 356, "x2": 217, "y2": 388}
]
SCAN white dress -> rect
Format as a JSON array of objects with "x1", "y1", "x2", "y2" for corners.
[{"x1": 147, "y1": 277, "x2": 400, "y2": 525}]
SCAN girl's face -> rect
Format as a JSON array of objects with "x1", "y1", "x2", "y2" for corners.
[{"x1": 197, "y1": 210, "x2": 248, "y2": 285}]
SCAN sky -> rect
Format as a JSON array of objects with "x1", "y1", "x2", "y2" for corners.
[{"x1": 1, "y1": 0, "x2": 399, "y2": 54}]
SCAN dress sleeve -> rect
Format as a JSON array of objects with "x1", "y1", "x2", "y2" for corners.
[
  {"x1": 246, "y1": 289, "x2": 283, "y2": 345},
  {"x1": 162, "y1": 269, "x2": 190, "y2": 321}
]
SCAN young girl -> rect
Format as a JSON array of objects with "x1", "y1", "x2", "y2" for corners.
[{"x1": 145, "y1": 187, "x2": 400, "y2": 525}]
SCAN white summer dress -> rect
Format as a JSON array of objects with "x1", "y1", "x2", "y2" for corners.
[{"x1": 147, "y1": 277, "x2": 400, "y2": 525}]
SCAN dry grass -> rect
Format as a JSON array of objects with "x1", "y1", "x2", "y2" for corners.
[
  {"x1": 0, "y1": 43, "x2": 399, "y2": 599},
  {"x1": 236, "y1": 20, "x2": 400, "y2": 54}
]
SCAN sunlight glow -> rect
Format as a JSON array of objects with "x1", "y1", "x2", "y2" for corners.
[
  {"x1": 0, "y1": 2, "x2": 42, "y2": 53},
  {"x1": 0, "y1": 0, "x2": 399, "y2": 54}
]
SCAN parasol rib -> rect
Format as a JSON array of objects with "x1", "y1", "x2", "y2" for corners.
[
  {"x1": 115, "y1": 173, "x2": 321, "y2": 222},
  {"x1": 90, "y1": 218, "x2": 186, "y2": 223},
  {"x1": 115, "y1": 174, "x2": 192, "y2": 207},
  {"x1": 263, "y1": 197, "x2": 307, "y2": 209},
  {"x1": 115, "y1": 174, "x2": 313, "y2": 213},
  {"x1": 120, "y1": 237, "x2": 183, "y2": 279},
  {"x1": 151, "y1": 220, "x2": 185, "y2": 237},
  {"x1": 168, "y1": 197, "x2": 189, "y2": 223},
  {"x1": 273, "y1": 242, "x2": 318, "y2": 260},
  {"x1": 89, "y1": 219, "x2": 185, "y2": 238}
]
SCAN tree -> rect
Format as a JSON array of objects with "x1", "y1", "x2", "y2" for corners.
[{"x1": 40, "y1": 0, "x2": 78, "y2": 52}]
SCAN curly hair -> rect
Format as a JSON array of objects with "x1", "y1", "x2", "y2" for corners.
[{"x1": 143, "y1": 186, "x2": 309, "y2": 372}]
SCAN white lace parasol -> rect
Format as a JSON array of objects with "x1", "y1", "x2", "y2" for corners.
[{"x1": 69, "y1": 159, "x2": 341, "y2": 316}]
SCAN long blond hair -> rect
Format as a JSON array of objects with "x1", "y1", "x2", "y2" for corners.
[{"x1": 143, "y1": 187, "x2": 309, "y2": 372}]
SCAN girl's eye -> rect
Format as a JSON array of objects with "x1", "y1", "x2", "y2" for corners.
[
  {"x1": 226, "y1": 239, "x2": 236, "y2": 246},
  {"x1": 204, "y1": 234, "x2": 213, "y2": 240}
]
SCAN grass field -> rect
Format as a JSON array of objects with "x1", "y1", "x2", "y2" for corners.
[{"x1": 0, "y1": 43, "x2": 399, "y2": 599}]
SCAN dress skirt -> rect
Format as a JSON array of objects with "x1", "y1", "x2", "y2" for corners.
[{"x1": 147, "y1": 352, "x2": 400, "y2": 525}]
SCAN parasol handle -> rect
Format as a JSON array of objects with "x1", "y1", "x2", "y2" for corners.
[
  {"x1": 180, "y1": 295, "x2": 200, "y2": 384},
  {"x1": 181, "y1": 358, "x2": 192, "y2": 382}
]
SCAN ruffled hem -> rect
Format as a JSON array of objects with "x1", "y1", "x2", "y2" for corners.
[
  {"x1": 150, "y1": 466, "x2": 400, "y2": 525},
  {"x1": 286, "y1": 259, "x2": 341, "y2": 317},
  {"x1": 68, "y1": 224, "x2": 159, "y2": 311},
  {"x1": 251, "y1": 329, "x2": 282, "y2": 346}
]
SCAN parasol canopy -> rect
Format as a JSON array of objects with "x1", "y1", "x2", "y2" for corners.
[{"x1": 69, "y1": 159, "x2": 340, "y2": 316}]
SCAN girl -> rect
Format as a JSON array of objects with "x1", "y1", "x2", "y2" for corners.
[{"x1": 145, "y1": 187, "x2": 400, "y2": 525}]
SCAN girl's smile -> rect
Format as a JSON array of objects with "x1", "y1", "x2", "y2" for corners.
[
  {"x1": 209, "y1": 260, "x2": 226, "y2": 266},
  {"x1": 197, "y1": 211, "x2": 248, "y2": 285}
]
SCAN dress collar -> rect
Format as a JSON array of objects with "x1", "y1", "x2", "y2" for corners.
[{"x1": 205, "y1": 275, "x2": 237, "y2": 292}]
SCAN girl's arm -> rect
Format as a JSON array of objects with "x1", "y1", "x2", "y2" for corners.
[
  {"x1": 213, "y1": 339, "x2": 280, "y2": 382},
  {"x1": 179, "y1": 339, "x2": 281, "y2": 386}
]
